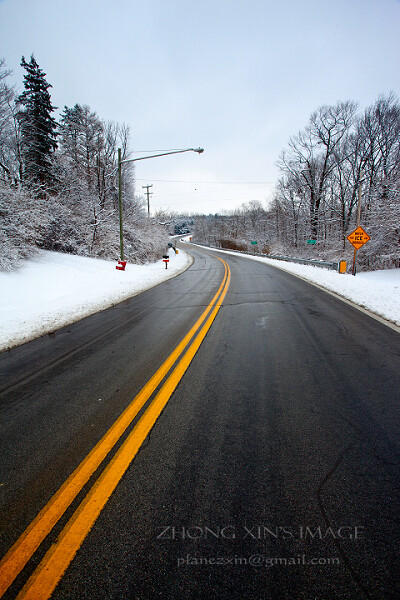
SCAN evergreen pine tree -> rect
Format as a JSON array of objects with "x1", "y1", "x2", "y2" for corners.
[{"x1": 17, "y1": 55, "x2": 58, "y2": 192}]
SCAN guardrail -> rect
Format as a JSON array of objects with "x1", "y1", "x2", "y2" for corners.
[
  {"x1": 259, "y1": 253, "x2": 339, "y2": 271},
  {"x1": 190, "y1": 243, "x2": 340, "y2": 271}
]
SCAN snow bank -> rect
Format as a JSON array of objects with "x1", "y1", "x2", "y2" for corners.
[
  {"x1": 0, "y1": 249, "x2": 192, "y2": 351},
  {"x1": 194, "y1": 245, "x2": 400, "y2": 329}
]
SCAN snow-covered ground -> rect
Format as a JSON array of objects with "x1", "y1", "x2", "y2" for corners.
[
  {"x1": 190, "y1": 244, "x2": 400, "y2": 330},
  {"x1": 1, "y1": 243, "x2": 399, "y2": 353},
  {"x1": 0, "y1": 249, "x2": 192, "y2": 352}
]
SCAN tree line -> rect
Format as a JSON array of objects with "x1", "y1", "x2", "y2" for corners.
[
  {"x1": 193, "y1": 95, "x2": 400, "y2": 270},
  {"x1": 2, "y1": 56, "x2": 398, "y2": 272},
  {"x1": 0, "y1": 55, "x2": 166, "y2": 270}
]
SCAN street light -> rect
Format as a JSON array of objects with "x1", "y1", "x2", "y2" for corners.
[{"x1": 117, "y1": 147, "x2": 204, "y2": 261}]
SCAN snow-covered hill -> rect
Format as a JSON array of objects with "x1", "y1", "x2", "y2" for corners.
[{"x1": 0, "y1": 249, "x2": 192, "y2": 351}]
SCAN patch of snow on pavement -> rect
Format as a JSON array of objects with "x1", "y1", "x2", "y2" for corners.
[{"x1": 0, "y1": 249, "x2": 192, "y2": 351}]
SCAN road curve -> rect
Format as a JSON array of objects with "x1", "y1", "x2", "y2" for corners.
[{"x1": 0, "y1": 245, "x2": 399, "y2": 600}]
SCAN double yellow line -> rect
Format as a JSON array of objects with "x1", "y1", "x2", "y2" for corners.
[{"x1": 0, "y1": 254, "x2": 230, "y2": 600}]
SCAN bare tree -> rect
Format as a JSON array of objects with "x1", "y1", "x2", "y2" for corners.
[
  {"x1": 0, "y1": 59, "x2": 15, "y2": 183},
  {"x1": 279, "y1": 101, "x2": 357, "y2": 240}
]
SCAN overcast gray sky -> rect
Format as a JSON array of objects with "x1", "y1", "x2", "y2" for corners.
[{"x1": 1, "y1": 0, "x2": 399, "y2": 214}]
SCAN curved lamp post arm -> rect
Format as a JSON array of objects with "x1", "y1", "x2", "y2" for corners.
[{"x1": 121, "y1": 147, "x2": 204, "y2": 165}]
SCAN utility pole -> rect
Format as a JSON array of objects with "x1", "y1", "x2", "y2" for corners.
[{"x1": 142, "y1": 184, "x2": 153, "y2": 217}]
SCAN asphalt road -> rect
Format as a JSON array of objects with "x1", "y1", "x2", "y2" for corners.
[{"x1": 0, "y1": 245, "x2": 399, "y2": 600}]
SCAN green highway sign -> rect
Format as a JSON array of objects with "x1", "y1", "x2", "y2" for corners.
[
  {"x1": 250, "y1": 241, "x2": 258, "y2": 245},
  {"x1": 307, "y1": 239, "x2": 316, "y2": 245}
]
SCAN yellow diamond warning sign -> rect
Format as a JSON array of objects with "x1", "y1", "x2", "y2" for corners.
[{"x1": 347, "y1": 226, "x2": 371, "y2": 250}]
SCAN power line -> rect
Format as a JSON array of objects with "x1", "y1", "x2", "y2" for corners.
[{"x1": 136, "y1": 178, "x2": 275, "y2": 185}]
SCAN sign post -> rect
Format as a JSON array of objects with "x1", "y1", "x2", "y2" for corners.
[
  {"x1": 347, "y1": 226, "x2": 371, "y2": 275},
  {"x1": 347, "y1": 173, "x2": 371, "y2": 275}
]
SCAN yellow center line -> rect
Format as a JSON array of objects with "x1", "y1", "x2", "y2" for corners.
[
  {"x1": 0, "y1": 252, "x2": 229, "y2": 598},
  {"x1": 16, "y1": 258, "x2": 230, "y2": 600}
]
